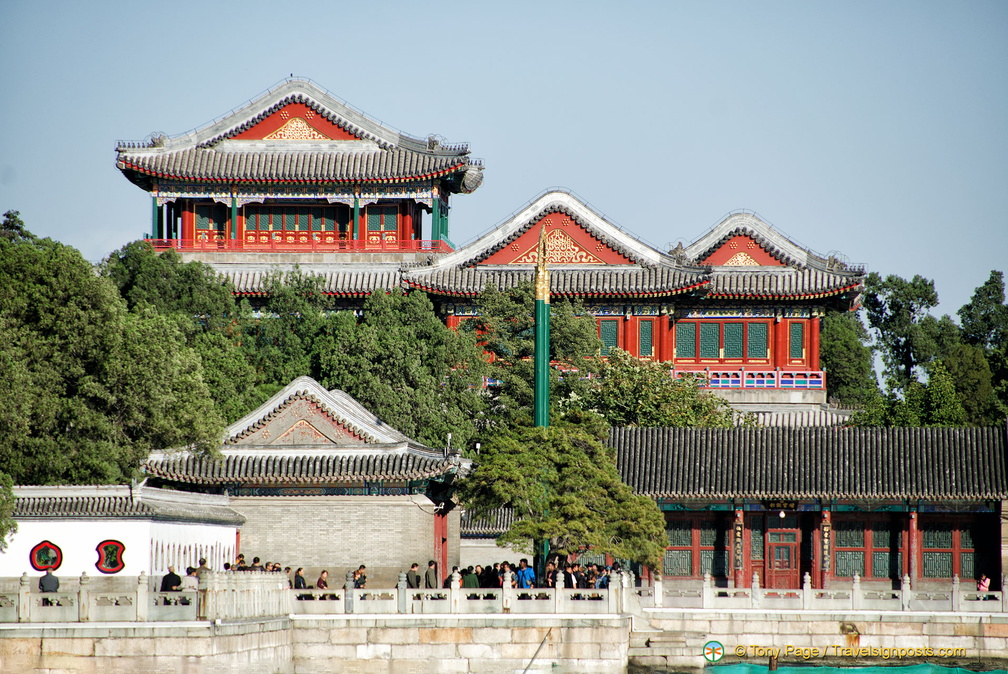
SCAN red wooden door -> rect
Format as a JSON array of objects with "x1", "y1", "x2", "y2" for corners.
[{"x1": 765, "y1": 530, "x2": 800, "y2": 588}]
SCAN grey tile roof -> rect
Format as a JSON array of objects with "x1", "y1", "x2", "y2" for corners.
[
  {"x1": 116, "y1": 79, "x2": 481, "y2": 188},
  {"x1": 223, "y1": 268, "x2": 403, "y2": 296},
  {"x1": 608, "y1": 426, "x2": 1008, "y2": 501},
  {"x1": 145, "y1": 447, "x2": 456, "y2": 485},
  {"x1": 684, "y1": 212, "x2": 864, "y2": 274},
  {"x1": 428, "y1": 191, "x2": 680, "y2": 271},
  {"x1": 224, "y1": 376, "x2": 416, "y2": 446},
  {"x1": 743, "y1": 408, "x2": 852, "y2": 428},
  {"x1": 13, "y1": 486, "x2": 245, "y2": 526},
  {"x1": 707, "y1": 268, "x2": 862, "y2": 299},
  {"x1": 117, "y1": 145, "x2": 473, "y2": 185},
  {"x1": 403, "y1": 266, "x2": 709, "y2": 298},
  {"x1": 460, "y1": 508, "x2": 517, "y2": 537}
]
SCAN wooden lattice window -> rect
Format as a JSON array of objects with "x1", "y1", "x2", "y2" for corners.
[
  {"x1": 747, "y1": 323, "x2": 768, "y2": 359},
  {"x1": 723, "y1": 323, "x2": 744, "y2": 359},
  {"x1": 833, "y1": 517, "x2": 905, "y2": 579},
  {"x1": 600, "y1": 320, "x2": 619, "y2": 355},
  {"x1": 675, "y1": 322, "x2": 696, "y2": 359},
  {"x1": 367, "y1": 204, "x2": 398, "y2": 232},
  {"x1": 920, "y1": 517, "x2": 981, "y2": 580},
  {"x1": 789, "y1": 322, "x2": 805, "y2": 360},
  {"x1": 639, "y1": 320, "x2": 653, "y2": 357},
  {"x1": 663, "y1": 515, "x2": 730, "y2": 578}
]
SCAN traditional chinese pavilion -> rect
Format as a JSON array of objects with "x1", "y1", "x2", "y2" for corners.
[
  {"x1": 143, "y1": 377, "x2": 467, "y2": 586},
  {"x1": 116, "y1": 78, "x2": 482, "y2": 257},
  {"x1": 116, "y1": 81, "x2": 865, "y2": 409}
]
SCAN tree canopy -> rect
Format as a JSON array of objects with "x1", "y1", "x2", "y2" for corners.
[
  {"x1": 459, "y1": 420, "x2": 667, "y2": 568},
  {"x1": 0, "y1": 222, "x2": 223, "y2": 486}
]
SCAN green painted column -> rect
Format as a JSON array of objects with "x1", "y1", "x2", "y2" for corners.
[
  {"x1": 151, "y1": 197, "x2": 159, "y2": 239},
  {"x1": 353, "y1": 194, "x2": 360, "y2": 241},
  {"x1": 230, "y1": 196, "x2": 238, "y2": 240},
  {"x1": 432, "y1": 197, "x2": 442, "y2": 242},
  {"x1": 533, "y1": 226, "x2": 550, "y2": 428}
]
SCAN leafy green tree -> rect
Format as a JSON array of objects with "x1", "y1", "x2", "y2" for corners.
[
  {"x1": 819, "y1": 311, "x2": 877, "y2": 406},
  {"x1": 0, "y1": 227, "x2": 222, "y2": 484},
  {"x1": 586, "y1": 349, "x2": 735, "y2": 427},
  {"x1": 102, "y1": 241, "x2": 237, "y2": 325},
  {"x1": 467, "y1": 281, "x2": 602, "y2": 423},
  {"x1": 1, "y1": 210, "x2": 32, "y2": 242},
  {"x1": 864, "y1": 272, "x2": 961, "y2": 392},
  {"x1": 958, "y1": 271, "x2": 1008, "y2": 351},
  {"x1": 311, "y1": 289, "x2": 488, "y2": 450},
  {"x1": 102, "y1": 240, "x2": 261, "y2": 421},
  {"x1": 939, "y1": 343, "x2": 1002, "y2": 425},
  {"x1": 0, "y1": 471, "x2": 14, "y2": 552},
  {"x1": 852, "y1": 363, "x2": 966, "y2": 427},
  {"x1": 460, "y1": 421, "x2": 667, "y2": 568}
]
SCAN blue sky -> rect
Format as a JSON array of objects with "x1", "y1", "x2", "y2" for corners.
[{"x1": 1, "y1": 0, "x2": 1005, "y2": 316}]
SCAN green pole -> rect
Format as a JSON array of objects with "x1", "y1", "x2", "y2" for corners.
[
  {"x1": 231, "y1": 196, "x2": 238, "y2": 240},
  {"x1": 533, "y1": 226, "x2": 550, "y2": 427}
]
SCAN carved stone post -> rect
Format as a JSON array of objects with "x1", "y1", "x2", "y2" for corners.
[
  {"x1": 652, "y1": 573, "x2": 663, "y2": 608},
  {"x1": 502, "y1": 570, "x2": 513, "y2": 613},
  {"x1": 802, "y1": 572, "x2": 812, "y2": 609},
  {"x1": 951, "y1": 574, "x2": 961, "y2": 612},
  {"x1": 78, "y1": 573, "x2": 90, "y2": 622},
  {"x1": 851, "y1": 574, "x2": 862, "y2": 610},
  {"x1": 751, "y1": 572, "x2": 761, "y2": 609},
  {"x1": 554, "y1": 568, "x2": 565, "y2": 614},
  {"x1": 344, "y1": 571, "x2": 355, "y2": 614},
  {"x1": 18, "y1": 572, "x2": 30, "y2": 622},
  {"x1": 397, "y1": 572, "x2": 408, "y2": 614},
  {"x1": 900, "y1": 574, "x2": 911, "y2": 611},
  {"x1": 136, "y1": 572, "x2": 149, "y2": 621},
  {"x1": 449, "y1": 570, "x2": 461, "y2": 612},
  {"x1": 608, "y1": 570, "x2": 620, "y2": 613},
  {"x1": 702, "y1": 573, "x2": 713, "y2": 609}
]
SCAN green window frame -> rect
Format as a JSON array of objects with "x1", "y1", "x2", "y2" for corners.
[
  {"x1": 699, "y1": 323, "x2": 720, "y2": 359},
  {"x1": 195, "y1": 203, "x2": 227, "y2": 231},
  {"x1": 747, "y1": 323, "x2": 768, "y2": 359},
  {"x1": 367, "y1": 204, "x2": 398, "y2": 232},
  {"x1": 789, "y1": 322, "x2": 805, "y2": 360},
  {"x1": 600, "y1": 320, "x2": 619, "y2": 355},
  {"x1": 675, "y1": 322, "x2": 696, "y2": 359},
  {"x1": 723, "y1": 323, "x2": 744, "y2": 359},
  {"x1": 639, "y1": 320, "x2": 653, "y2": 357}
]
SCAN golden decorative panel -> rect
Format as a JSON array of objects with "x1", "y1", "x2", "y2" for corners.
[
  {"x1": 513, "y1": 229, "x2": 604, "y2": 264},
  {"x1": 264, "y1": 117, "x2": 329, "y2": 141},
  {"x1": 723, "y1": 251, "x2": 761, "y2": 266}
]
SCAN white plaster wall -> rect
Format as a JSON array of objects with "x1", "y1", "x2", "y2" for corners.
[{"x1": 0, "y1": 519, "x2": 237, "y2": 578}]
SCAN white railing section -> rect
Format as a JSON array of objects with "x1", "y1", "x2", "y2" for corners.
[
  {"x1": 2, "y1": 570, "x2": 1004, "y2": 622},
  {"x1": 642, "y1": 572, "x2": 1007, "y2": 612},
  {"x1": 1, "y1": 571, "x2": 290, "y2": 623}
]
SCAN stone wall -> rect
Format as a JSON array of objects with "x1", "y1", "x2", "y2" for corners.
[
  {"x1": 634, "y1": 609, "x2": 1008, "y2": 672},
  {"x1": 232, "y1": 496, "x2": 459, "y2": 587},
  {"x1": 292, "y1": 615, "x2": 631, "y2": 674},
  {"x1": 0, "y1": 618, "x2": 292, "y2": 674}
]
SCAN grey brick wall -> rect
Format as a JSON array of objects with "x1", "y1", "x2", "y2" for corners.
[{"x1": 232, "y1": 495, "x2": 445, "y2": 586}]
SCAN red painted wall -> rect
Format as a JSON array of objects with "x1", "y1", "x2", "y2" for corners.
[
  {"x1": 481, "y1": 213, "x2": 633, "y2": 266},
  {"x1": 232, "y1": 103, "x2": 360, "y2": 141},
  {"x1": 702, "y1": 235, "x2": 784, "y2": 266}
]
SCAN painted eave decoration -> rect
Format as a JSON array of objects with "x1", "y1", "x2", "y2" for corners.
[{"x1": 115, "y1": 78, "x2": 483, "y2": 190}]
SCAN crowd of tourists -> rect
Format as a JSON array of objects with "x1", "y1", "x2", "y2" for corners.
[{"x1": 404, "y1": 558, "x2": 622, "y2": 591}]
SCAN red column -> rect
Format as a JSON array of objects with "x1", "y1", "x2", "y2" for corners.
[
  {"x1": 434, "y1": 512, "x2": 448, "y2": 581},
  {"x1": 181, "y1": 202, "x2": 195, "y2": 242},
  {"x1": 908, "y1": 511, "x2": 918, "y2": 588},
  {"x1": 773, "y1": 319, "x2": 788, "y2": 369},
  {"x1": 810, "y1": 316, "x2": 821, "y2": 370},
  {"x1": 733, "y1": 509, "x2": 745, "y2": 588},
  {"x1": 820, "y1": 510, "x2": 831, "y2": 588}
]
